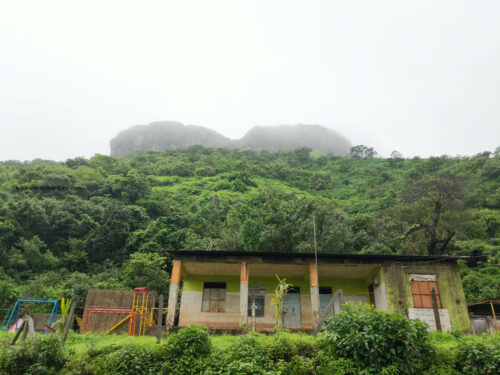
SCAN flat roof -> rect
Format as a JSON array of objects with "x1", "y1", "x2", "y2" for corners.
[{"x1": 170, "y1": 250, "x2": 474, "y2": 263}]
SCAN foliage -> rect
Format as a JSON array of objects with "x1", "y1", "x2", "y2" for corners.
[
  {"x1": 271, "y1": 276, "x2": 293, "y2": 329},
  {"x1": 319, "y1": 303, "x2": 433, "y2": 374},
  {"x1": 160, "y1": 325, "x2": 212, "y2": 374},
  {"x1": 455, "y1": 339, "x2": 500, "y2": 375},
  {"x1": 121, "y1": 252, "x2": 170, "y2": 296},
  {"x1": 459, "y1": 260, "x2": 500, "y2": 301},
  {"x1": 1, "y1": 329, "x2": 498, "y2": 374},
  {"x1": 350, "y1": 145, "x2": 377, "y2": 159},
  {"x1": 0, "y1": 335, "x2": 68, "y2": 375},
  {"x1": 0, "y1": 146, "x2": 499, "y2": 305},
  {"x1": 88, "y1": 344, "x2": 163, "y2": 375},
  {"x1": 60, "y1": 295, "x2": 72, "y2": 316}
]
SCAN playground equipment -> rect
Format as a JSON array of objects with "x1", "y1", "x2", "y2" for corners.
[
  {"x1": 107, "y1": 287, "x2": 167, "y2": 336},
  {"x1": 3, "y1": 298, "x2": 59, "y2": 334},
  {"x1": 82, "y1": 308, "x2": 137, "y2": 335}
]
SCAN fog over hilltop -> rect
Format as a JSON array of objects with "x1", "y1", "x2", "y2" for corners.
[{"x1": 110, "y1": 122, "x2": 352, "y2": 157}]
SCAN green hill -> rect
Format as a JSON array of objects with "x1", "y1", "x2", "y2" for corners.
[{"x1": 0, "y1": 147, "x2": 498, "y2": 304}]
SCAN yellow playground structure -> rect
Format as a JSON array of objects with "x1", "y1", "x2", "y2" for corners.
[{"x1": 108, "y1": 287, "x2": 167, "y2": 336}]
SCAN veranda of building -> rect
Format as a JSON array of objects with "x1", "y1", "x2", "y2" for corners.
[{"x1": 166, "y1": 251, "x2": 471, "y2": 332}]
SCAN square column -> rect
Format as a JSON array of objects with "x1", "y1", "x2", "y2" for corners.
[
  {"x1": 309, "y1": 264, "x2": 320, "y2": 329},
  {"x1": 240, "y1": 261, "x2": 249, "y2": 326},
  {"x1": 166, "y1": 260, "x2": 182, "y2": 329}
]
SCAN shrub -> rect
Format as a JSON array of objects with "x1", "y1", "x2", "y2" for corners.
[
  {"x1": 226, "y1": 334, "x2": 272, "y2": 371},
  {"x1": 267, "y1": 332, "x2": 298, "y2": 362},
  {"x1": 455, "y1": 340, "x2": 500, "y2": 375},
  {"x1": 90, "y1": 345, "x2": 162, "y2": 375},
  {"x1": 0, "y1": 335, "x2": 68, "y2": 375},
  {"x1": 161, "y1": 325, "x2": 211, "y2": 375},
  {"x1": 423, "y1": 364, "x2": 458, "y2": 375},
  {"x1": 318, "y1": 303, "x2": 433, "y2": 374},
  {"x1": 163, "y1": 325, "x2": 211, "y2": 359},
  {"x1": 280, "y1": 355, "x2": 315, "y2": 375},
  {"x1": 314, "y1": 354, "x2": 359, "y2": 375}
]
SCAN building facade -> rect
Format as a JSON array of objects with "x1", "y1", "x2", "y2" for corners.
[{"x1": 166, "y1": 251, "x2": 471, "y2": 332}]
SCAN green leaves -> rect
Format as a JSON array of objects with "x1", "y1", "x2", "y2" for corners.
[
  {"x1": 122, "y1": 253, "x2": 170, "y2": 296},
  {"x1": 319, "y1": 303, "x2": 433, "y2": 374}
]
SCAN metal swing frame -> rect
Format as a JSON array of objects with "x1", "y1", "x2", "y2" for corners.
[{"x1": 3, "y1": 298, "x2": 59, "y2": 334}]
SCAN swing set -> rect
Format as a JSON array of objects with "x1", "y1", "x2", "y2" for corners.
[{"x1": 2, "y1": 298, "x2": 59, "y2": 334}]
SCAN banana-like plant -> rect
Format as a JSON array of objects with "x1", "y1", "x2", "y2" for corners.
[
  {"x1": 60, "y1": 295, "x2": 72, "y2": 316},
  {"x1": 271, "y1": 275, "x2": 292, "y2": 330},
  {"x1": 55, "y1": 295, "x2": 73, "y2": 333}
]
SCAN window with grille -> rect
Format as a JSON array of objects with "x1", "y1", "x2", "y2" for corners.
[
  {"x1": 201, "y1": 282, "x2": 226, "y2": 313},
  {"x1": 411, "y1": 281, "x2": 441, "y2": 309},
  {"x1": 248, "y1": 285, "x2": 266, "y2": 317}
]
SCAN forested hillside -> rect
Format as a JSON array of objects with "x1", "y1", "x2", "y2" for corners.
[{"x1": 0, "y1": 147, "x2": 499, "y2": 306}]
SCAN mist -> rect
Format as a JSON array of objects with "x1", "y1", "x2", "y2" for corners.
[{"x1": 1, "y1": 0, "x2": 499, "y2": 161}]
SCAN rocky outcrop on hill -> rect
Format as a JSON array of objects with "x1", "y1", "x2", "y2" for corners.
[{"x1": 110, "y1": 121, "x2": 351, "y2": 156}]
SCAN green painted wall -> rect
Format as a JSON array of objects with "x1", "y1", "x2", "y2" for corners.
[
  {"x1": 249, "y1": 276, "x2": 311, "y2": 294},
  {"x1": 183, "y1": 274, "x2": 373, "y2": 298},
  {"x1": 183, "y1": 275, "x2": 240, "y2": 293},
  {"x1": 318, "y1": 277, "x2": 371, "y2": 298},
  {"x1": 382, "y1": 263, "x2": 470, "y2": 331}
]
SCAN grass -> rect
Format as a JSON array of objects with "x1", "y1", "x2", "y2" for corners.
[
  {"x1": 430, "y1": 331, "x2": 500, "y2": 351},
  {"x1": 2, "y1": 327, "x2": 498, "y2": 354}
]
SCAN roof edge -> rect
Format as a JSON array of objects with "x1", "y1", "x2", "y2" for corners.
[{"x1": 168, "y1": 250, "x2": 476, "y2": 262}]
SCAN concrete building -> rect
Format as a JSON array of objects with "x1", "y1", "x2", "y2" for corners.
[{"x1": 166, "y1": 251, "x2": 471, "y2": 332}]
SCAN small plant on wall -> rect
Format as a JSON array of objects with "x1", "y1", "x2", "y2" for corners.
[{"x1": 271, "y1": 275, "x2": 292, "y2": 330}]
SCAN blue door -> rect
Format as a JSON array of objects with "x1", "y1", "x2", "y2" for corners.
[{"x1": 283, "y1": 288, "x2": 301, "y2": 329}]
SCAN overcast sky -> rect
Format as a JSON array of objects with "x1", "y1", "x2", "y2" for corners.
[{"x1": 1, "y1": 0, "x2": 499, "y2": 161}]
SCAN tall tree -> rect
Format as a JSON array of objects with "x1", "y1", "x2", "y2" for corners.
[{"x1": 401, "y1": 174, "x2": 464, "y2": 255}]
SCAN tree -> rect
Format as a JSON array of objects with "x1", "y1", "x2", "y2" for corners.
[
  {"x1": 122, "y1": 252, "x2": 170, "y2": 296},
  {"x1": 401, "y1": 174, "x2": 465, "y2": 255},
  {"x1": 350, "y1": 145, "x2": 377, "y2": 159},
  {"x1": 239, "y1": 219, "x2": 265, "y2": 251},
  {"x1": 388, "y1": 151, "x2": 404, "y2": 168}
]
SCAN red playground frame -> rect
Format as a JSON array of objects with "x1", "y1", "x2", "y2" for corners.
[{"x1": 81, "y1": 308, "x2": 136, "y2": 336}]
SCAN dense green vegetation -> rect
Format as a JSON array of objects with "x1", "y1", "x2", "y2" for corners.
[
  {"x1": 1, "y1": 306, "x2": 499, "y2": 374},
  {"x1": 0, "y1": 146, "x2": 499, "y2": 307}
]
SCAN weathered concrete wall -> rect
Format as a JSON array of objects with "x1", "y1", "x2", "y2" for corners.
[
  {"x1": 179, "y1": 291, "x2": 240, "y2": 328},
  {"x1": 382, "y1": 263, "x2": 470, "y2": 331}
]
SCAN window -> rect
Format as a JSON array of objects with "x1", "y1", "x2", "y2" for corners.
[
  {"x1": 202, "y1": 282, "x2": 226, "y2": 313},
  {"x1": 248, "y1": 285, "x2": 266, "y2": 317},
  {"x1": 319, "y1": 287, "x2": 332, "y2": 295},
  {"x1": 411, "y1": 281, "x2": 441, "y2": 309}
]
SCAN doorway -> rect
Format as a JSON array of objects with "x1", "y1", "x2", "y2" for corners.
[{"x1": 283, "y1": 287, "x2": 301, "y2": 329}]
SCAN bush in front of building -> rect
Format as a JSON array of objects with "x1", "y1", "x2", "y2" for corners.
[
  {"x1": 0, "y1": 335, "x2": 68, "y2": 375},
  {"x1": 160, "y1": 325, "x2": 212, "y2": 375},
  {"x1": 318, "y1": 302, "x2": 434, "y2": 374},
  {"x1": 87, "y1": 344, "x2": 165, "y2": 375}
]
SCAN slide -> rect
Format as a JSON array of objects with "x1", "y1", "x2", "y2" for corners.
[{"x1": 8, "y1": 318, "x2": 23, "y2": 332}]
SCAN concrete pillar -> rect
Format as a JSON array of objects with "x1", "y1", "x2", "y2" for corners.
[
  {"x1": 166, "y1": 260, "x2": 182, "y2": 329},
  {"x1": 240, "y1": 261, "x2": 249, "y2": 326},
  {"x1": 309, "y1": 263, "x2": 320, "y2": 329}
]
